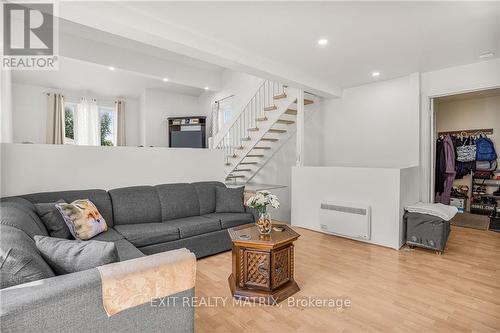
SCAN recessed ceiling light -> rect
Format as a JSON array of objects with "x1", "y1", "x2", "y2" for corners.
[
  {"x1": 479, "y1": 52, "x2": 494, "y2": 59},
  {"x1": 108, "y1": 66, "x2": 115, "y2": 71},
  {"x1": 204, "y1": 87, "x2": 209, "y2": 90},
  {"x1": 163, "y1": 77, "x2": 169, "y2": 82},
  {"x1": 317, "y1": 39, "x2": 328, "y2": 46},
  {"x1": 372, "y1": 71, "x2": 380, "y2": 77}
]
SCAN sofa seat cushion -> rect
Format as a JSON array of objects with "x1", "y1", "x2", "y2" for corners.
[
  {"x1": 167, "y1": 216, "x2": 221, "y2": 239},
  {"x1": 113, "y1": 239, "x2": 145, "y2": 261},
  {"x1": 203, "y1": 213, "x2": 254, "y2": 229},
  {"x1": 89, "y1": 228, "x2": 124, "y2": 242},
  {"x1": 114, "y1": 223, "x2": 179, "y2": 247}
]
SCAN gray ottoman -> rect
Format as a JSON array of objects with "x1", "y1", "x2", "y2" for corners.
[{"x1": 404, "y1": 212, "x2": 451, "y2": 253}]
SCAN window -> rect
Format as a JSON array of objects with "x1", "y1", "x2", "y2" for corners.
[
  {"x1": 218, "y1": 98, "x2": 234, "y2": 130},
  {"x1": 64, "y1": 103, "x2": 76, "y2": 144},
  {"x1": 64, "y1": 101, "x2": 117, "y2": 146},
  {"x1": 99, "y1": 107, "x2": 117, "y2": 146}
]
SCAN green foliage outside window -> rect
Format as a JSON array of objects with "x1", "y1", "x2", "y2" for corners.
[{"x1": 100, "y1": 112, "x2": 113, "y2": 146}]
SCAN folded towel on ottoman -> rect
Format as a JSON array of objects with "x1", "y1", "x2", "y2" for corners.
[{"x1": 405, "y1": 202, "x2": 458, "y2": 221}]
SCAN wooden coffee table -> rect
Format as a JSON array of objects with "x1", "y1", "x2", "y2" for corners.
[{"x1": 228, "y1": 222, "x2": 300, "y2": 304}]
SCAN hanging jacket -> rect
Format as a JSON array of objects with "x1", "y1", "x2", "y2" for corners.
[
  {"x1": 437, "y1": 135, "x2": 456, "y2": 205},
  {"x1": 435, "y1": 139, "x2": 445, "y2": 195}
]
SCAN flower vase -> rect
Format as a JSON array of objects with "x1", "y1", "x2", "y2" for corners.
[{"x1": 256, "y1": 211, "x2": 272, "y2": 234}]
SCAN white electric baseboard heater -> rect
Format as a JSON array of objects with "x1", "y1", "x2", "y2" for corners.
[{"x1": 319, "y1": 201, "x2": 371, "y2": 241}]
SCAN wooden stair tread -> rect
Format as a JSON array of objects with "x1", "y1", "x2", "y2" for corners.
[
  {"x1": 293, "y1": 98, "x2": 314, "y2": 105},
  {"x1": 248, "y1": 127, "x2": 259, "y2": 132},
  {"x1": 268, "y1": 129, "x2": 287, "y2": 133},
  {"x1": 226, "y1": 175, "x2": 245, "y2": 179},
  {"x1": 241, "y1": 137, "x2": 252, "y2": 141},
  {"x1": 261, "y1": 138, "x2": 279, "y2": 142},
  {"x1": 273, "y1": 93, "x2": 287, "y2": 100},
  {"x1": 227, "y1": 155, "x2": 238, "y2": 158},
  {"x1": 253, "y1": 147, "x2": 271, "y2": 150},
  {"x1": 276, "y1": 119, "x2": 295, "y2": 125},
  {"x1": 264, "y1": 105, "x2": 277, "y2": 111},
  {"x1": 256, "y1": 117, "x2": 268, "y2": 121},
  {"x1": 247, "y1": 154, "x2": 265, "y2": 157},
  {"x1": 234, "y1": 169, "x2": 252, "y2": 172},
  {"x1": 239, "y1": 162, "x2": 258, "y2": 165},
  {"x1": 285, "y1": 109, "x2": 297, "y2": 115}
]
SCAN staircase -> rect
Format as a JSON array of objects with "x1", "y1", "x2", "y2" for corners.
[{"x1": 211, "y1": 80, "x2": 316, "y2": 184}]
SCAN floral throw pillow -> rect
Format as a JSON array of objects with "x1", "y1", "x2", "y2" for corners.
[{"x1": 56, "y1": 200, "x2": 108, "y2": 240}]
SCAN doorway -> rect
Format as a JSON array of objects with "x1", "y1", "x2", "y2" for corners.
[{"x1": 431, "y1": 88, "x2": 500, "y2": 230}]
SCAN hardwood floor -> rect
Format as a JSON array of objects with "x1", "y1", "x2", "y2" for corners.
[{"x1": 195, "y1": 226, "x2": 500, "y2": 332}]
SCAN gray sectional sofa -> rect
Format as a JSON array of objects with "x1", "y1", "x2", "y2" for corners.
[{"x1": 0, "y1": 181, "x2": 255, "y2": 333}]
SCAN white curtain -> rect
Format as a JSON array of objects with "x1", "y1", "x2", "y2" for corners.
[
  {"x1": 75, "y1": 98, "x2": 99, "y2": 146},
  {"x1": 46, "y1": 93, "x2": 65, "y2": 144},
  {"x1": 115, "y1": 100, "x2": 126, "y2": 146}
]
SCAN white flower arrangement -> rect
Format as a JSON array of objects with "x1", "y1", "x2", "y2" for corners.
[{"x1": 246, "y1": 190, "x2": 280, "y2": 214}]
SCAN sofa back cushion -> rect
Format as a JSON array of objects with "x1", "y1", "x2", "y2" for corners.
[
  {"x1": 155, "y1": 183, "x2": 200, "y2": 221},
  {"x1": 108, "y1": 186, "x2": 162, "y2": 225},
  {"x1": 0, "y1": 202, "x2": 48, "y2": 238},
  {"x1": 18, "y1": 190, "x2": 114, "y2": 227},
  {"x1": 192, "y1": 181, "x2": 225, "y2": 215},
  {"x1": 215, "y1": 187, "x2": 245, "y2": 213},
  {"x1": 34, "y1": 200, "x2": 72, "y2": 239},
  {"x1": 0, "y1": 225, "x2": 55, "y2": 289},
  {"x1": 34, "y1": 236, "x2": 119, "y2": 275}
]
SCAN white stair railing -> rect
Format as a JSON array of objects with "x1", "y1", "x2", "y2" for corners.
[{"x1": 215, "y1": 80, "x2": 285, "y2": 168}]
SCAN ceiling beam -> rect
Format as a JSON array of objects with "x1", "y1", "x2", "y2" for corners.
[{"x1": 58, "y1": 2, "x2": 342, "y2": 98}]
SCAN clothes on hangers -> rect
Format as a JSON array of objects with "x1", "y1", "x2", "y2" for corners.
[
  {"x1": 435, "y1": 134, "x2": 456, "y2": 205},
  {"x1": 435, "y1": 137, "x2": 445, "y2": 195},
  {"x1": 454, "y1": 135, "x2": 476, "y2": 179}
]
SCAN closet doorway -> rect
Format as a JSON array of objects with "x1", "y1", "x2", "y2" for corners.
[{"x1": 431, "y1": 88, "x2": 500, "y2": 231}]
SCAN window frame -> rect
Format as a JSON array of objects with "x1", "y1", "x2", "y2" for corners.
[{"x1": 63, "y1": 101, "x2": 117, "y2": 147}]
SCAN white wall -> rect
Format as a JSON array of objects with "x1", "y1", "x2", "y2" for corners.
[
  {"x1": 0, "y1": 143, "x2": 224, "y2": 196},
  {"x1": 142, "y1": 88, "x2": 201, "y2": 147},
  {"x1": 250, "y1": 74, "x2": 421, "y2": 223},
  {"x1": 320, "y1": 74, "x2": 420, "y2": 168},
  {"x1": 198, "y1": 69, "x2": 264, "y2": 136},
  {"x1": 1, "y1": 69, "x2": 13, "y2": 143},
  {"x1": 420, "y1": 59, "x2": 500, "y2": 202},
  {"x1": 11, "y1": 83, "x2": 141, "y2": 146},
  {"x1": 251, "y1": 103, "x2": 323, "y2": 222},
  {"x1": 291, "y1": 166, "x2": 419, "y2": 249}
]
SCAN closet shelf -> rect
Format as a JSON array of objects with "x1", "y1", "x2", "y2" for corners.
[
  {"x1": 473, "y1": 179, "x2": 500, "y2": 186},
  {"x1": 477, "y1": 194, "x2": 500, "y2": 200}
]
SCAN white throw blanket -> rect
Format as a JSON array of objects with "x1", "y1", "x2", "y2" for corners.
[{"x1": 405, "y1": 202, "x2": 458, "y2": 221}]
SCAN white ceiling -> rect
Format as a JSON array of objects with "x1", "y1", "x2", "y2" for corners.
[
  {"x1": 119, "y1": 1, "x2": 499, "y2": 89},
  {"x1": 58, "y1": 19, "x2": 224, "y2": 74},
  {"x1": 12, "y1": 57, "x2": 204, "y2": 98}
]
